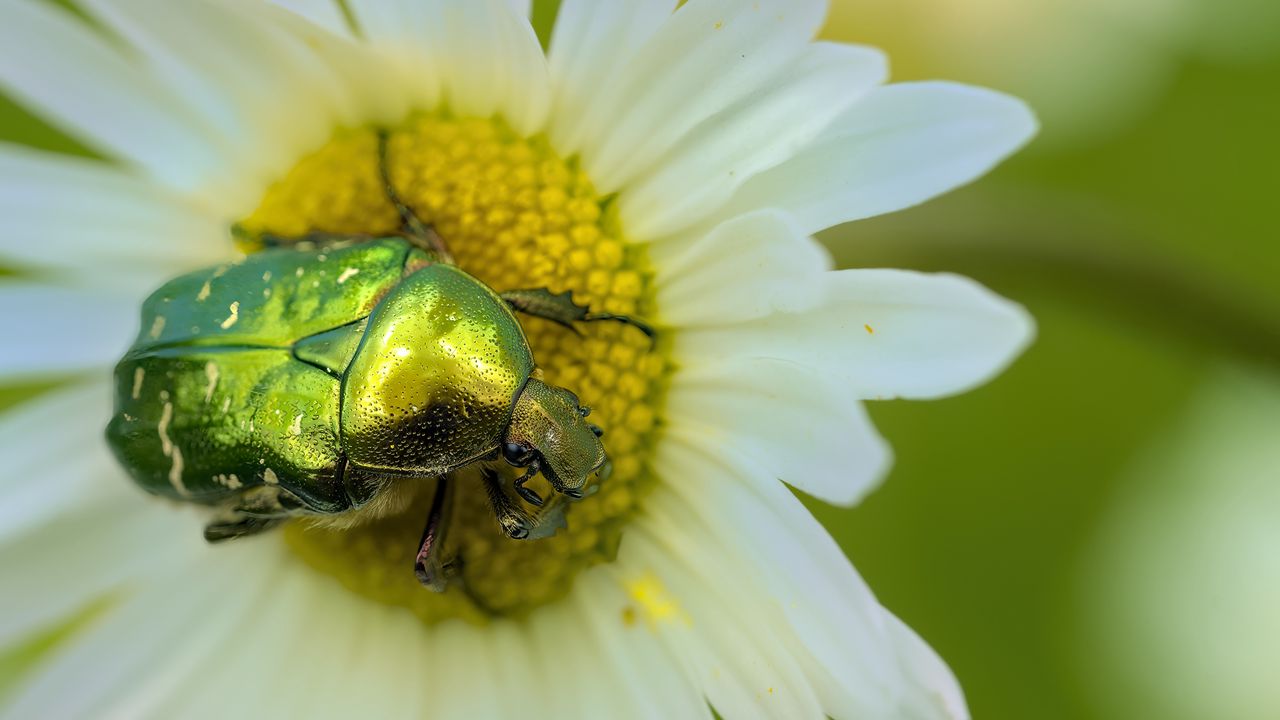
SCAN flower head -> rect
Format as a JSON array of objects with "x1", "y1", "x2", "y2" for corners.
[{"x1": 0, "y1": 1, "x2": 1034, "y2": 717}]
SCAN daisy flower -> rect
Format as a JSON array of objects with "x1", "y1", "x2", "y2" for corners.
[{"x1": 0, "y1": 1, "x2": 1034, "y2": 718}]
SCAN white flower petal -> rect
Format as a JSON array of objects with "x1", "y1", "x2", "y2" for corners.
[
  {"x1": 0, "y1": 145, "x2": 228, "y2": 281},
  {"x1": 618, "y1": 521, "x2": 827, "y2": 719},
  {"x1": 0, "y1": 498, "x2": 196, "y2": 649},
  {"x1": 0, "y1": 0, "x2": 227, "y2": 194},
  {"x1": 571, "y1": 572, "x2": 710, "y2": 719},
  {"x1": 526, "y1": 607, "x2": 616, "y2": 718},
  {"x1": 546, "y1": 0, "x2": 679, "y2": 153},
  {"x1": 269, "y1": 0, "x2": 353, "y2": 36},
  {"x1": 79, "y1": 0, "x2": 369, "y2": 212},
  {"x1": 148, "y1": 562, "x2": 363, "y2": 720},
  {"x1": 0, "y1": 542, "x2": 281, "y2": 720},
  {"x1": 651, "y1": 436, "x2": 965, "y2": 718},
  {"x1": 667, "y1": 357, "x2": 892, "y2": 506},
  {"x1": 721, "y1": 81, "x2": 1038, "y2": 235},
  {"x1": 348, "y1": 0, "x2": 550, "y2": 137},
  {"x1": 883, "y1": 612, "x2": 971, "y2": 720},
  {"x1": 678, "y1": 269, "x2": 1035, "y2": 400},
  {"x1": 652, "y1": 209, "x2": 829, "y2": 327},
  {"x1": 431, "y1": 620, "x2": 509, "y2": 719},
  {"x1": 621, "y1": 42, "x2": 887, "y2": 239},
  {"x1": 563, "y1": 0, "x2": 828, "y2": 194},
  {"x1": 487, "y1": 620, "x2": 554, "y2": 719},
  {"x1": 0, "y1": 283, "x2": 139, "y2": 381},
  {"x1": 0, "y1": 382, "x2": 124, "y2": 544},
  {"x1": 436, "y1": 0, "x2": 552, "y2": 137},
  {"x1": 338, "y1": 0, "x2": 450, "y2": 118}
]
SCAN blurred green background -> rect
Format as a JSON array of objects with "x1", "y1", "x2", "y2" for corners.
[
  {"x1": 815, "y1": 2, "x2": 1280, "y2": 719},
  {"x1": 5, "y1": 1, "x2": 1279, "y2": 718}
]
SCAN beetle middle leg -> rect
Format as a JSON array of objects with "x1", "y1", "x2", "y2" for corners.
[
  {"x1": 414, "y1": 475, "x2": 456, "y2": 592},
  {"x1": 499, "y1": 288, "x2": 656, "y2": 342}
]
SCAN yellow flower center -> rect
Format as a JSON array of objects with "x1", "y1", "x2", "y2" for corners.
[{"x1": 240, "y1": 115, "x2": 670, "y2": 623}]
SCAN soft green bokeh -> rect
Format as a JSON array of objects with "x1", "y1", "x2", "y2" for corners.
[
  {"x1": 3, "y1": 2, "x2": 1278, "y2": 718},
  {"x1": 819, "y1": 2, "x2": 1280, "y2": 718}
]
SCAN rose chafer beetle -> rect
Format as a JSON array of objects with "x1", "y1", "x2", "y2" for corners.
[{"x1": 106, "y1": 135, "x2": 653, "y2": 590}]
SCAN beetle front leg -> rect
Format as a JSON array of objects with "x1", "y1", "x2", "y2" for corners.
[
  {"x1": 480, "y1": 467, "x2": 533, "y2": 540},
  {"x1": 499, "y1": 288, "x2": 656, "y2": 342},
  {"x1": 512, "y1": 463, "x2": 544, "y2": 507}
]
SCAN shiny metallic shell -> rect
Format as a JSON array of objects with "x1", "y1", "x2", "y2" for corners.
[
  {"x1": 341, "y1": 263, "x2": 535, "y2": 476},
  {"x1": 107, "y1": 235, "x2": 509, "y2": 509}
]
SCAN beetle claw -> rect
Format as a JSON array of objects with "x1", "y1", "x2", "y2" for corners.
[{"x1": 515, "y1": 484, "x2": 544, "y2": 507}]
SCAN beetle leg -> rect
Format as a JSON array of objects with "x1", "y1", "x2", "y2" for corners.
[
  {"x1": 499, "y1": 288, "x2": 656, "y2": 343},
  {"x1": 376, "y1": 130, "x2": 455, "y2": 263},
  {"x1": 202, "y1": 486, "x2": 303, "y2": 542},
  {"x1": 524, "y1": 481, "x2": 600, "y2": 540},
  {"x1": 203, "y1": 515, "x2": 286, "y2": 543},
  {"x1": 414, "y1": 475, "x2": 455, "y2": 592},
  {"x1": 480, "y1": 467, "x2": 533, "y2": 540},
  {"x1": 513, "y1": 463, "x2": 545, "y2": 507}
]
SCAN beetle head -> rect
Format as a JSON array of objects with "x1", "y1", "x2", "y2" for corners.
[{"x1": 504, "y1": 378, "x2": 605, "y2": 497}]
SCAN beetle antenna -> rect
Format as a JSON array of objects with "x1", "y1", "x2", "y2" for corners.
[{"x1": 376, "y1": 130, "x2": 454, "y2": 263}]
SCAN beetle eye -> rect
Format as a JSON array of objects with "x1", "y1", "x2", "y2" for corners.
[
  {"x1": 578, "y1": 405, "x2": 591, "y2": 418},
  {"x1": 502, "y1": 442, "x2": 535, "y2": 466}
]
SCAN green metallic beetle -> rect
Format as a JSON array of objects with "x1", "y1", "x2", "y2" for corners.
[{"x1": 106, "y1": 139, "x2": 652, "y2": 590}]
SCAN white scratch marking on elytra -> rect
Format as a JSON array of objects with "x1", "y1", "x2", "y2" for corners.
[
  {"x1": 131, "y1": 367, "x2": 145, "y2": 400},
  {"x1": 148, "y1": 315, "x2": 166, "y2": 340},
  {"x1": 220, "y1": 301, "x2": 240, "y2": 329},
  {"x1": 262, "y1": 271, "x2": 272, "y2": 282},
  {"x1": 221, "y1": 396, "x2": 232, "y2": 415},
  {"x1": 289, "y1": 414, "x2": 303, "y2": 436},
  {"x1": 169, "y1": 446, "x2": 187, "y2": 496},
  {"x1": 336, "y1": 267, "x2": 360, "y2": 284},
  {"x1": 295, "y1": 267, "x2": 305, "y2": 278},
  {"x1": 158, "y1": 400, "x2": 174, "y2": 457},
  {"x1": 263, "y1": 468, "x2": 279, "y2": 485},
  {"x1": 204, "y1": 362, "x2": 219, "y2": 403},
  {"x1": 196, "y1": 280, "x2": 212, "y2": 302},
  {"x1": 157, "y1": 400, "x2": 189, "y2": 496}
]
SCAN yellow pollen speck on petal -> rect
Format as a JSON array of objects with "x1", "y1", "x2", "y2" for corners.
[
  {"x1": 247, "y1": 115, "x2": 673, "y2": 625},
  {"x1": 864, "y1": 324, "x2": 874, "y2": 334},
  {"x1": 625, "y1": 572, "x2": 687, "y2": 627}
]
